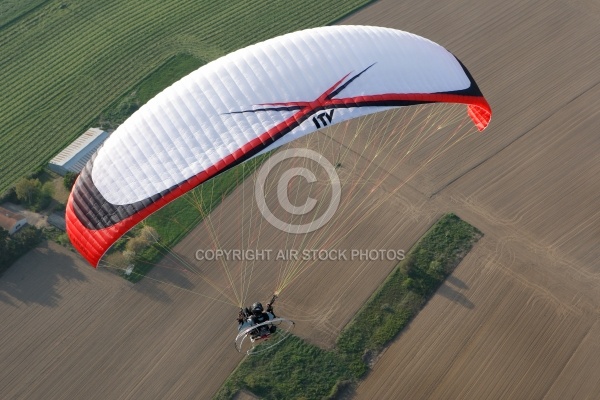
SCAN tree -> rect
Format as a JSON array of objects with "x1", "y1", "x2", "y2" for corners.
[
  {"x1": 104, "y1": 252, "x2": 128, "y2": 269},
  {"x1": 125, "y1": 236, "x2": 148, "y2": 254},
  {"x1": 37, "y1": 182, "x2": 54, "y2": 210},
  {"x1": 0, "y1": 227, "x2": 9, "y2": 267},
  {"x1": 0, "y1": 226, "x2": 42, "y2": 273},
  {"x1": 63, "y1": 172, "x2": 78, "y2": 190},
  {"x1": 427, "y1": 260, "x2": 445, "y2": 281},
  {"x1": 139, "y1": 225, "x2": 159, "y2": 243},
  {"x1": 123, "y1": 250, "x2": 136, "y2": 264},
  {"x1": 15, "y1": 178, "x2": 41, "y2": 205}
]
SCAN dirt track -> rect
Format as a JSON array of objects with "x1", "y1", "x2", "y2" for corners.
[{"x1": 1, "y1": 0, "x2": 599, "y2": 398}]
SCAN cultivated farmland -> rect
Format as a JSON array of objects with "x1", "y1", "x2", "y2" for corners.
[
  {"x1": 345, "y1": 0, "x2": 600, "y2": 398},
  {"x1": 0, "y1": 0, "x2": 371, "y2": 193},
  {"x1": 1, "y1": 0, "x2": 599, "y2": 398},
  {"x1": 0, "y1": 0, "x2": 47, "y2": 28}
]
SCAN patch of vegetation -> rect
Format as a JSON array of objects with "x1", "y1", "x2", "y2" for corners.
[
  {"x1": 9, "y1": 169, "x2": 68, "y2": 213},
  {"x1": 14, "y1": 177, "x2": 53, "y2": 212},
  {"x1": 63, "y1": 171, "x2": 78, "y2": 191},
  {"x1": 336, "y1": 213, "x2": 482, "y2": 360},
  {"x1": 0, "y1": 226, "x2": 44, "y2": 275},
  {"x1": 216, "y1": 336, "x2": 350, "y2": 400},
  {"x1": 46, "y1": 229, "x2": 70, "y2": 246},
  {"x1": 215, "y1": 213, "x2": 482, "y2": 399},
  {"x1": 96, "y1": 54, "x2": 205, "y2": 130},
  {"x1": 0, "y1": 0, "x2": 373, "y2": 193},
  {"x1": 137, "y1": 54, "x2": 204, "y2": 105},
  {"x1": 105, "y1": 226, "x2": 158, "y2": 270}
]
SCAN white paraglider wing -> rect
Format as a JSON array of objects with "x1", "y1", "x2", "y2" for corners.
[{"x1": 66, "y1": 25, "x2": 491, "y2": 267}]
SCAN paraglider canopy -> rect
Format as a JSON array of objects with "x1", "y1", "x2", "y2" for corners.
[{"x1": 66, "y1": 25, "x2": 491, "y2": 267}]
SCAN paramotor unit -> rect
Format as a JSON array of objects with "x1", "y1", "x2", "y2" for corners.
[
  {"x1": 235, "y1": 295, "x2": 295, "y2": 355},
  {"x1": 235, "y1": 317, "x2": 295, "y2": 355}
]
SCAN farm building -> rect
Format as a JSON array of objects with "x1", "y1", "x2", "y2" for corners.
[
  {"x1": 0, "y1": 207, "x2": 27, "y2": 235},
  {"x1": 48, "y1": 128, "x2": 109, "y2": 176}
]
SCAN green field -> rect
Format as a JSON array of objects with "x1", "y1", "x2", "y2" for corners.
[
  {"x1": 216, "y1": 214, "x2": 482, "y2": 399},
  {"x1": 0, "y1": 0, "x2": 48, "y2": 28},
  {"x1": 0, "y1": 0, "x2": 372, "y2": 194},
  {"x1": 95, "y1": 53, "x2": 206, "y2": 130}
]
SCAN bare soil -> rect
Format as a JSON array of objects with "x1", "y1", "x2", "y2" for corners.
[{"x1": 346, "y1": 0, "x2": 600, "y2": 398}]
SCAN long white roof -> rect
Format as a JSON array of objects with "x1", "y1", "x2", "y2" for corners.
[{"x1": 49, "y1": 128, "x2": 108, "y2": 172}]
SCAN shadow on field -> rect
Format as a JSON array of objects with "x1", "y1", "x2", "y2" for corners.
[
  {"x1": 438, "y1": 277, "x2": 474, "y2": 309},
  {"x1": 0, "y1": 241, "x2": 87, "y2": 307},
  {"x1": 130, "y1": 253, "x2": 199, "y2": 304},
  {"x1": 447, "y1": 275, "x2": 469, "y2": 290}
]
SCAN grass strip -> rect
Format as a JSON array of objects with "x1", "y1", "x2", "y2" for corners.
[
  {"x1": 95, "y1": 53, "x2": 205, "y2": 130},
  {"x1": 214, "y1": 213, "x2": 482, "y2": 399},
  {"x1": 336, "y1": 213, "x2": 482, "y2": 360},
  {"x1": 217, "y1": 336, "x2": 351, "y2": 400}
]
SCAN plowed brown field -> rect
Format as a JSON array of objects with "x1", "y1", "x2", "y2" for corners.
[{"x1": 346, "y1": 0, "x2": 600, "y2": 398}]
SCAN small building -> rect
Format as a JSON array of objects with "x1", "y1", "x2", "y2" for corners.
[
  {"x1": 48, "y1": 128, "x2": 109, "y2": 176},
  {"x1": 0, "y1": 207, "x2": 27, "y2": 235}
]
